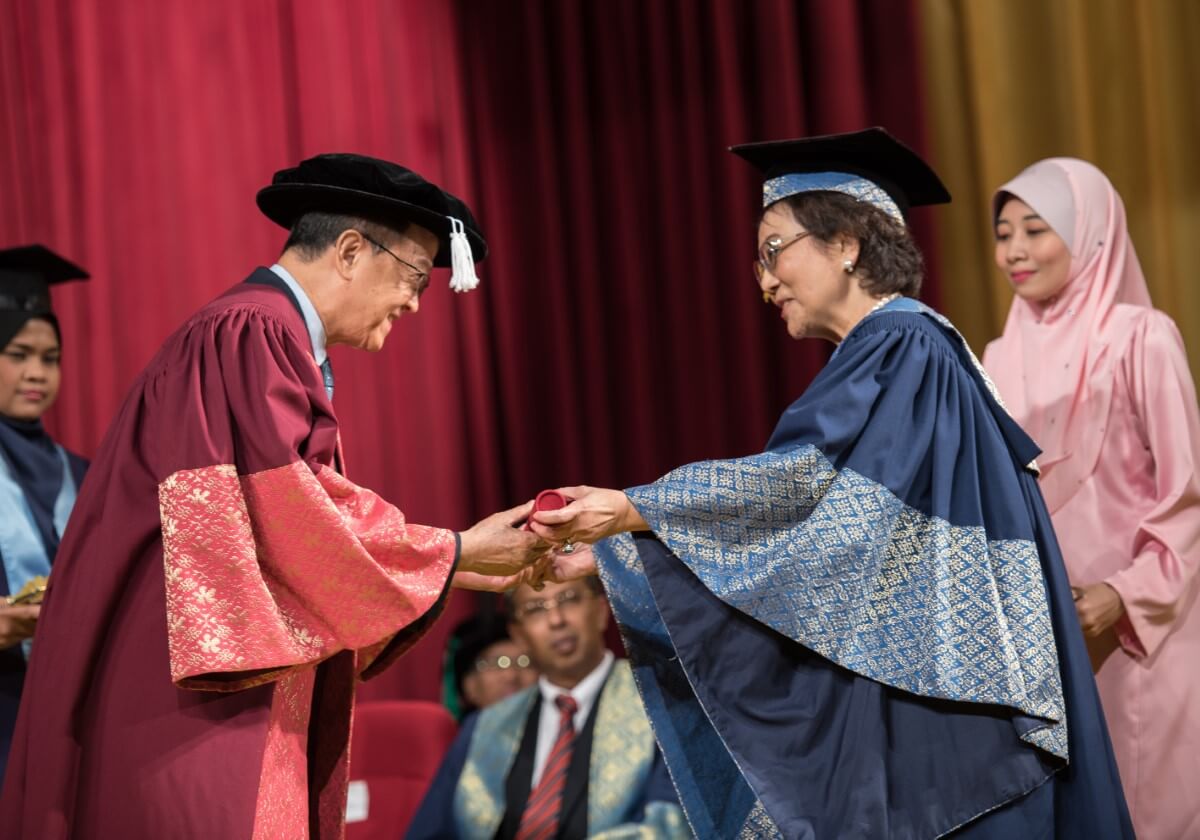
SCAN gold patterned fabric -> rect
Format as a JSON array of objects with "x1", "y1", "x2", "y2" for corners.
[
  {"x1": 454, "y1": 689, "x2": 532, "y2": 838},
  {"x1": 451, "y1": 661, "x2": 689, "y2": 839},
  {"x1": 735, "y1": 802, "x2": 782, "y2": 840},
  {"x1": 158, "y1": 459, "x2": 458, "y2": 837},
  {"x1": 585, "y1": 660, "x2": 659, "y2": 832},
  {"x1": 159, "y1": 461, "x2": 456, "y2": 688},
  {"x1": 250, "y1": 669, "x2": 315, "y2": 840},
  {"x1": 622, "y1": 445, "x2": 1066, "y2": 759}
]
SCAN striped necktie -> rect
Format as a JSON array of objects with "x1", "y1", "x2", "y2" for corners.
[
  {"x1": 320, "y1": 357, "x2": 334, "y2": 401},
  {"x1": 516, "y1": 694, "x2": 579, "y2": 840}
]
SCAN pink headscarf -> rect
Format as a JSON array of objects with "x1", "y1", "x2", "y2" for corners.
[{"x1": 987, "y1": 158, "x2": 1153, "y2": 512}]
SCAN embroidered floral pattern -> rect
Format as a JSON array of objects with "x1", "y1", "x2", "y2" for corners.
[
  {"x1": 158, "y1": 461, "x2": 456, "y2": 687},
  {"x1": 251, "y1": 669, "x2": 315, "y2": 840}
]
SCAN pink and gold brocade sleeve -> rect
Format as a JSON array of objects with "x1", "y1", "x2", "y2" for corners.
[{"x1": 159, "y1": 460, "x2": 457, "y2": 689}]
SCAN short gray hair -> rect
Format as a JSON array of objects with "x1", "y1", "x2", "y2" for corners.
[{"x1": 282, "y1": 211, "x2": 408, "y2": 260}]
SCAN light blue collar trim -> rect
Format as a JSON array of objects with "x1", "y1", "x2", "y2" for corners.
[
  {"x1": 763, "y1": 171, "x2": 904, "y2": 224},
  {"x1": 269, "y1": 263, "x2": 327, "y2": 366},
  {"x1": 831, "y1": 295, "x2": 921, "y2": 362},
  {"x1": 0, "y1": 445, "x2": 75, "y2": 652}
]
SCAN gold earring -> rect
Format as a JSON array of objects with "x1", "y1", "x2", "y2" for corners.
[{"x1": 762, "y1": 289, "x2": 772, "y2": 304}]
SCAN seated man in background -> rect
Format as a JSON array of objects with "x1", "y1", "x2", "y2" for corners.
[
  {"x1": 407, "y1": 578, "x2": 690, "y2": 839},
  {"x1": 446, "y1": 614, "x2": 538, "y2": 721}
]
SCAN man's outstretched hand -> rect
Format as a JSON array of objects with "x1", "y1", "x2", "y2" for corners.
[{"x1": 454, "y1": 501, "x2": 549, "y2": 591}]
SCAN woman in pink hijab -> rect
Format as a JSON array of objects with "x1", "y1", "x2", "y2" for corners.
[{"x1": 984, "y1": 158, "x2": 1200, "y2": 840}]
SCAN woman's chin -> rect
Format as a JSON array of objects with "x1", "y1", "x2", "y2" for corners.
[
  {"x1": 1011, "y1": 276, "x2": 1071, "y2": 305},
  {"x1": 0, "y1": 408, "x2": 46, "y2": 422},
  {"x1": 783, "y1": 315, "x2": 811, "y2": 340},
  {"x1": 1012, "y1": 283, "x2": 1044, "y2": 301}
]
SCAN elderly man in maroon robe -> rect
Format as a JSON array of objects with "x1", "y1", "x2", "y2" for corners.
[{"x1": 0, "y1": 154, "x2": 548, "y2": 839}]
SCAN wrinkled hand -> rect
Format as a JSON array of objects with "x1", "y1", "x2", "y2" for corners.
[
  {"x1": 457, "y1": 501, "x2": 550, "y2": 579},
  {"x1": 527, "y1": 486, "x2": 646, "y2": 546},
  {"x1": 453, "y1": 566, "x2": 542, "y2": 593},
  {"x1": 453, "y1": 543, "x2": 601, "y2": 592},
  {"x1": 1073, "y1": 583, "x2": 1125, "y2": 637},
  {"x1": 0, "y1": 604, "x2": 39, "y2": 649}
]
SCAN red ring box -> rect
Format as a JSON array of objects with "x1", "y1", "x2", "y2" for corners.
[{"x1": 523, "y1": 490, "x2": 572, "y2": 530}]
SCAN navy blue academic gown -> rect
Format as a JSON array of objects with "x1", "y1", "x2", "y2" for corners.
[
  {"x1": 0, "y1": 418, "x2": 87, "y2": 784},
  {"x1": 595, "y1": 298, "x2": 1133, "y2": 839}
]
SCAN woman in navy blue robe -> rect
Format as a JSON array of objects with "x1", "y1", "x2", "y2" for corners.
[
  {"x1": 0, "y1": 245, "x2": 89, "y2": 784},
  {"x1": 531, "y1": 130, "x2": 1133, "y2": 838}
]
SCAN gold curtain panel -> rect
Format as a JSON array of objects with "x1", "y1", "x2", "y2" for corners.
[{"x1": 920, "y1": 0, "x2": 1200, "y2": 376}]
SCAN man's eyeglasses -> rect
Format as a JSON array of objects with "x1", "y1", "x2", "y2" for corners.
[
  {"x1": 753, "y1": 230, "x2": 813, "y2": 283},
  {"x1": 513, "y1": 588, "x2": 591, "y2": 623},
  {"x1": 473, "y1": 653, "x2": 532, "y2": 673},
  {"x1": 360, "y1": 232, "x2": 431, "y2": 296}
]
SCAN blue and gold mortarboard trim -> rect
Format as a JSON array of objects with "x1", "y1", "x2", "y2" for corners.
[
  {"x1": 762, "y1": 171, "x2": 904, "y2": 223},
  {"x1": 731, "y1": 127, "x2": 951, "y2": 223}
]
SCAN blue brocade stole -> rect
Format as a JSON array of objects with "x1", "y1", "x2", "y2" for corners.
[{"x1": 0, "y1": 444, "x2": 76, "y2": 603}]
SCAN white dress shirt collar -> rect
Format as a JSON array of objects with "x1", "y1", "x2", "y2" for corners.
[
  {"x1": 269, "y1": 263, "x2": 327, "y2": 366},
  {"x1": 530, "y1": 651, "x2": 615, "y2": 787}
]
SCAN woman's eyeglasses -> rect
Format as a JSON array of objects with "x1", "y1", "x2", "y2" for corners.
[{"x1": 754, "y1": 230, "x2": 813, "y2": 284}]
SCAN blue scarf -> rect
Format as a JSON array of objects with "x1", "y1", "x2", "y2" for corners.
[{"x1": 0, "y1": 416, "x2": 77, "y2": 598}]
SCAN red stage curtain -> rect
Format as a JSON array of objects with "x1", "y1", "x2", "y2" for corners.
[
  {"x1": 0, "y1": 0, "x2": 933, "y2": 703},
  {"x1": 453, "y1": 0, "x2": 939, "y2": 502}
]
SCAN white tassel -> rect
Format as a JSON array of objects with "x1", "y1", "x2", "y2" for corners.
[{"x1": 447, "y1": 216, "x2": 479, "y2": 293}]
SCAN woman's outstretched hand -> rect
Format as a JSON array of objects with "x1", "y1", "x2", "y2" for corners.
[{"x1": 527, "y1": 486, "x2": 647, "y2": 546}]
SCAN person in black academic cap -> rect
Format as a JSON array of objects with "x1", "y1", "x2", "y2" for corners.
[
  {"x1": 528, "y1": 128, "x2": 1134, "y2": 838},
  {"x1": 0, "y1": 245, "x2": 89, "y2": 784},
  {"x1": 0, "y1": 155, "x2": 551, "y2": 839},
  {"x1": 444, "y1": 613, "x2": 536, "y2": 721}
]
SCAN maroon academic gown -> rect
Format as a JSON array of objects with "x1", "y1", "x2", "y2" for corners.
[{"x1": 0, "y1": 273, "x2": 458, "y2": 839}]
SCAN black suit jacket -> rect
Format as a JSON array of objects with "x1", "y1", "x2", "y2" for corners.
[{"x1": 495, "y1": 685, "x2": 604, "y2": 840}]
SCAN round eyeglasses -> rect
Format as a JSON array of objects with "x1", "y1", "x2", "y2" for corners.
[
  {"x1": 474, "y1": 653, "x2": 533, "y2": 672},
  {"x1": 359, "y1": 232, "x2": 431, "y2": 296},
  {"x1": 513, "y1": 588, "x2": 591, "y2": 623},
  {"x1": 754, "y1": 230, "x2": 813, "y2": 285}
]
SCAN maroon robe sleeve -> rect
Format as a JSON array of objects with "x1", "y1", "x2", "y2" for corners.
[{"x1": 151, "y1": 304, "x2": 457, "y2": 690}]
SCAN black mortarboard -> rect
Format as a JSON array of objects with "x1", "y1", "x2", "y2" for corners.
[
  {"x1": 450, "y1": 615, "x2": 513, "y2": 695},
  {"x1": 256, "y1": 153, "x2": 486, "y2": 291},
  {"x1": 730, "y1": 127, "x2": 951, "y2": 222},
  {"x1": 0, "y1": 244, "x2": 89, "y2": 349},
  {"x1": 443, "y1": 614, "x2": 520, "y2": 718}
]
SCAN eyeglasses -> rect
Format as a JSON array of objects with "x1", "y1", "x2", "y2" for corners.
[
  {"x1": 754, "y1": 230, "x2": 813, "y2": 283},
  {"x1": 513, "y1": 588, "x2": 591, "y2": 623},
  {"x1": 474, "y1": 653, "x2": 532, "y2": 672},
  {"x1": 359, "y1": 232, "x2": 431, "y2": 296}
]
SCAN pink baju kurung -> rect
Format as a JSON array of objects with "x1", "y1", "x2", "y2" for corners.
[{"x1": 984, "y1": 158, "x2": 1200, "y2": 840}]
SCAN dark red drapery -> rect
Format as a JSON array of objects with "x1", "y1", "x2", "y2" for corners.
[{"x1": 0, "y1": 0, "x2": 934, "y2": 703}]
